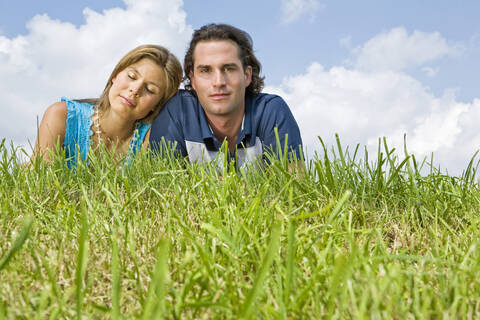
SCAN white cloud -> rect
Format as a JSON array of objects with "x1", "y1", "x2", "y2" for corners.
[
  {"x1": 353, "y1": 27, "x2": 459, "y2": 72},
  {"x1": 266, "y1": 28, "x2": 479, "y2": 175},
  {"x1": 280, "y1": 0, "x2": 324, "y2": 24},
  {"x1": 422, "y1": 66, "x2": 439, "y2": 77},
  {"x1": 0, "y1": 0, "x2": 192, "y2": 151}
]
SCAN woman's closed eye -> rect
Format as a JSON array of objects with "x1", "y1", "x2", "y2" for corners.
[{"x1": 145, "y1": 86, "x2": 155, "y2": 94}]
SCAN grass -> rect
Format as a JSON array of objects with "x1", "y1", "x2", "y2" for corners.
[{"x1": 1, "y1": 136, "x2": 480, "y2": 319}]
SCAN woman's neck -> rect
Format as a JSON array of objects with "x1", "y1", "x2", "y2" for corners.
[
  {"x1": 102, "y1": 110, "x2": 136, "y2": 139},
  {"x1": 94, "y1": 108, "x2": 136, "y2": 150}
]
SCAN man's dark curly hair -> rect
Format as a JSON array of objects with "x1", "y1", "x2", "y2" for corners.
[{"x1": 183, "y1": 23, "x2": 265, "y2": 97}]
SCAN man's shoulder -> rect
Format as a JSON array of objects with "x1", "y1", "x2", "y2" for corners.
[
  {"x1": 152, "y1": 89, "x2": 209, "y2": 144},
  {"x1": 250, "y1": 92, "x2": 289, "y2": 110},
  {"x1": 251, "y1": 92, "x2": 282, "y2": 102},
  {"x1": 248, "y1": 93, "x2": 292, "y2": 122},
  {"x1": 164, "y1": 89, "x2": 199, "y2": 111},
  {"x1": 175, "y1": 89, "x2": 198, "y2": 101}
]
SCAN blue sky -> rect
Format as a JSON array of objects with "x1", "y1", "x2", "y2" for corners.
[
  {"x1": 2, "y1": 0, "x2": 478, "y2": 101},
  {"x1": 189, "y1": 1, "x2": 480, "y2": 102},
  {"x1": 1, "y1": 0, "x2": 479, "y2": 174}
]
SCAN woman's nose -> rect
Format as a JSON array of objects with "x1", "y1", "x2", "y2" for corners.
[{"x1": 129, "y1": 82, "x2": 142, "y2": 96}]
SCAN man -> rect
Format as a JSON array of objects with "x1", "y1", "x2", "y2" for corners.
[{"x1": 149, "y1": 23, "x2": 303, "y2": 170}]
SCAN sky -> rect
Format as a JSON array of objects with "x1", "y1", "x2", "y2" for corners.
[{"x1": 1, "y1": 0, "x2": 479, "y2": 175}]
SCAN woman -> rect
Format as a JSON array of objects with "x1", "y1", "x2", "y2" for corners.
[{"x1": 33, "y1": 44, "x2": 182, "y2": 167}]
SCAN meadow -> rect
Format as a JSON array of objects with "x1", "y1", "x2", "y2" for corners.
[{"x1": 1, "y1": 136, "x2": 480, "y2": 319}]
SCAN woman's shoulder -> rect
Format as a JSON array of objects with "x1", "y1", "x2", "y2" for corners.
[
  {"x1": 137, "y1": 121, "x2": 151, "y2": 130},
  {"x1": 36, "y1": 101, "x2": 68, "y2": 149},
  {"x1": 43, "y1": 101, "x2": 68, "y2": 122},
  {"x1": 60, "y1": 97, "x2": 94, "y2": 117},
  {"x1": 135, "y1": 122, "x2": 152, "y2": 150}
]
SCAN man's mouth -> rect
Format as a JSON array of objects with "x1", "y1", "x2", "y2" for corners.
[{"x1": 209, "y1": 93, "x2": 230, "y2": 100}]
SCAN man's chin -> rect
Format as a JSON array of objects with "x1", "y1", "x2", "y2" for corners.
[
  {"x1": 204, "y1": 106, "x2": 232, "y2": 117},
  {"x1": 204, "y1": 101, "x2": 229, "y2": 111}
]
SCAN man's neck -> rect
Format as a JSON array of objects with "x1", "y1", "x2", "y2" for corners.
[{"x1": 207, "y1": 112, "x2": 244, "y2": 153}]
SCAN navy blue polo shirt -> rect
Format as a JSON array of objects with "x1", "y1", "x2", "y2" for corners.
[{"x1": 150, "y1": 90, "x2": 303, "y2": 169}]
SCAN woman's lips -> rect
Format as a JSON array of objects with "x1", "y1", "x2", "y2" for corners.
[{"x1": 120, "y1": 95, "x2": 136, "y2": 107}]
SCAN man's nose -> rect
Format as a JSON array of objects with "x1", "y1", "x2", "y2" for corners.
[{"x1": 212, "y1": 70, "x2": 226, "y2": 86}]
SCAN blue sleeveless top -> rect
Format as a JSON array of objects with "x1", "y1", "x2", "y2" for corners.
[{"x1": 62, "y1": 97, "x2": 151, "y2": 168}]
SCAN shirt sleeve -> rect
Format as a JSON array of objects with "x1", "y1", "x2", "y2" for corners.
[
  {"x1": 149, "y1": 95, "x2": 187, "y2": 157},
  {"x1": 260, "y1": 96, "x2": 303, "y2": 160}
]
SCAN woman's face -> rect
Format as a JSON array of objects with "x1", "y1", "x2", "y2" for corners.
[{"x1": 108, "y1": 58, "x2": 165, "y2": 121}]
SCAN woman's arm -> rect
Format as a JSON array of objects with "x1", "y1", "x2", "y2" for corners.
[{"x1": 32, "y1": 101, "x2": 68, "y2": 161}]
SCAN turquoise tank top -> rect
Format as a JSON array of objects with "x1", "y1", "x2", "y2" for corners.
[{"x1": 62, "y1": 97, "x2": 151, "y2": 167}]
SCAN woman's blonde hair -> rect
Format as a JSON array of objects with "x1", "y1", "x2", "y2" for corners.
[{"x1": 95, "y1": 44, "x2": 182, "y2": 123}]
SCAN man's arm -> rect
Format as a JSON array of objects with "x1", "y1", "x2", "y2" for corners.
[{"x1": 260, "y1": 96, "x2": 303, "y2": 161}]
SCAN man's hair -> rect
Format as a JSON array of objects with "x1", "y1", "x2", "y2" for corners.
[{"x1": 183, "y1": 23, "x2": 265, "y2": 97}]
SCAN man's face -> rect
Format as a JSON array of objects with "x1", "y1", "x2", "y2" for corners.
[{"x1": 190, "y1": 40, "x2": 252, "y2": 120}]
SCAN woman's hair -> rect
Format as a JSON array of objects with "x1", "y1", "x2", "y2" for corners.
[
  {"x1": 183, "y1": 24, "x2": 264, "y2": 97},
  {"x1": 89, "y1": 45, "x2": 182, "y2": 123}
]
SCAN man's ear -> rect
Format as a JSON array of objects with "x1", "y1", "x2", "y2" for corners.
[{"x1": 245, "y1": 66, "x2": 252, "y2": 87}]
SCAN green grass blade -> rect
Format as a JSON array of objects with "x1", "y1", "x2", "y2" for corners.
[
  {"x1": 142, "y1": 239, "x2": 169, "y2": 320},
  {"x1": 239, "y1": 221, "x2": 281, "y2": 319},
  {"x1": 284, "y1": 219, "x2": 295, "y2": 309},
  {"x1": 75, "y1": 205, "x2": 89, "y2": 320},
  {"x1": 111, "y1": 231, "x2": 121, "y2": 320},
  {"x1": 0, "y1": 216, "x2": 33, "y2": 271}
]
